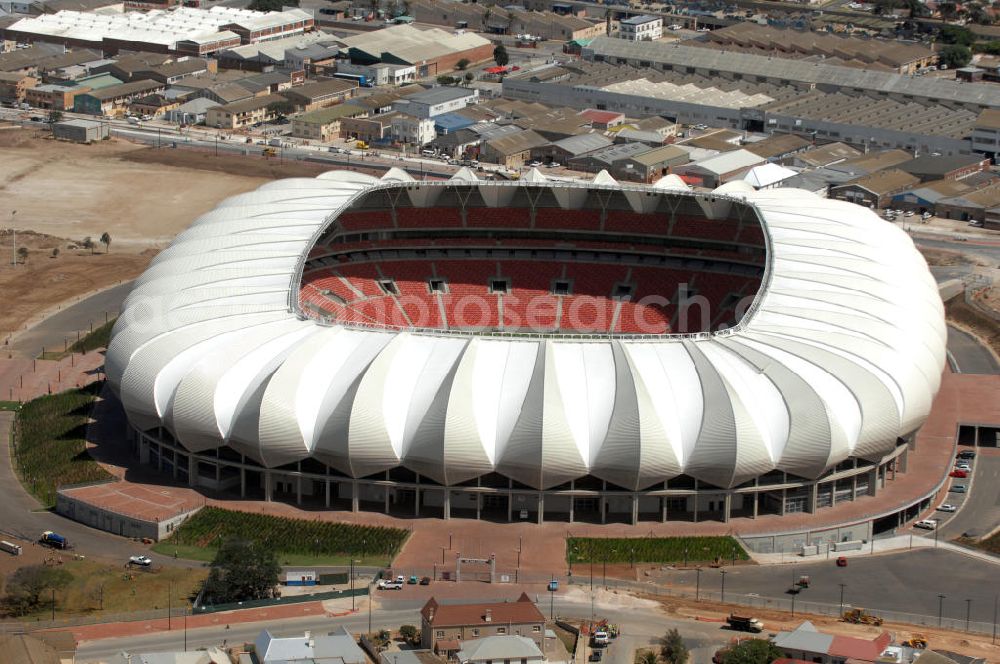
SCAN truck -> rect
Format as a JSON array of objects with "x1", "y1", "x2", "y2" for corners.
[
  {"x1": 0, "y1": 540, "x2": 23, "y2": 556},
  {"x1": 40, "y1": 531, "x2": 67, "y2": 549},
  {"x1": 726, "y1": 614, "x2": 764, "y2": 633}
]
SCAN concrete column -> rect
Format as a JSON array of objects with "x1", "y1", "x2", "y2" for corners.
[
  {"x1": 264, "y1": 470, "x2": 273, "y2": 501},
  {"x1": 444, "y1": 489, "x2": 451, "y2": 520},
  {"x1": 188, "y1": 454, "x2": 197, "y2": 488},
  {"x1": 171, "y1": 450, "x2": 177, "y2": 479},
  {"x1": 240, "y1": 467, "x2": 246, "y2": 499},
  {"x1": 830, "y1": 481, "x2": 837, "y2": 507},
  {"x1": 415, "y1": 486, "x2": 421, "y2": 517},
  {"x1": 808, "y1": 483, "x2": 818, "y2": 514},
  {"x1": 139, "y1": 439, "x2": 150, "y2": 464},
  {"x1": 868, "y1": 468, "x2": 878, "y2": 497},
  {"x1": 693, "y1": 479, "x2": 699, "y2": 523},
  {"x1": 568, "y1": 481, "x2": 574, "y2": 524},
  {"x1": 631, "y1": 494, "x2": 638, "y2": 525},
  {"x1": 384, "y1": 487, "x2": 390, "y2": 514},
  {"x1": 351, "y1": 481, "x2": 359, "y2": 512},
  {"x1": 780, "y1": 488, "x2": 787, "y2": 516},
  {"x1": 325, "y1": 480, "x2": 331, "y2": 508},
  {"x1": 476, "y1": 492, "x2": 481, "y2": 520},
  {"x1": 215, "y1": 462, "x2": 221, "y2": 485},
  {"x1": 752, "y1": 492, "x2": 758, "y2": 519},
  {"x1": 851, "y1": 474, "x2": 858, "y2": 501},
  {"x1": 537, "y1": 492, "x2": 544, "y2": 524},
  {"x1": 899, "y1": 447, "x2": 909, "y2": 473},
  {"x1": 507, "y1": 491, "x2": 513, "y2": 522},
  {"x1": 156, "y1": 445, "x2": 164, "y2": 473},
  {"x1": 662, "y1": 497, "x2": 668, "y2": 523},
  {"x1": 600, "y1": 496, "x2": 607, "y2": 524},
  {"x1": 723, "y1": 493, "x2": 731, "y2": 523}
]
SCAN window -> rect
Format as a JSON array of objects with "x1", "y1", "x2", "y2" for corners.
[
  {"x1": 498, "y1": 627, "x2": 507, "y2": 634},
  {"x1": 472, "y1": 629, "x2": 480, "y2": 636},
  {"x1": 428, "y1": 278, "x2": 447, "y2": 294},
  {"x1": 532, "y1": 625, "x2": 541, "y2": 633},
  {"x1": 378, "y1": 279, "x2": 399, "y2": 295},
  {"x1": 436, "y1": 631, "x2": 444, "y2": 638}
]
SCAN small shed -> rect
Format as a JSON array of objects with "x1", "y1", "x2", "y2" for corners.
[
  {"x1": 284, "y1": 570, "x2": 317, "y2": 586},
  {"x1": 52, "y1": 119, "x2": 109, "y2": 143}
]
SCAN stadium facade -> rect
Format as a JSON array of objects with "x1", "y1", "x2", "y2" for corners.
[{"x1": 106, "y1": 168, "x2": 946, "y2": 524}]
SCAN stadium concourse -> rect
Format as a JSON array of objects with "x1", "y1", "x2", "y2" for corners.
[{"x1": 103, "y1": 167, "x2": 947, "y2": 537}]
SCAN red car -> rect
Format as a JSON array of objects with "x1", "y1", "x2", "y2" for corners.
[
  {"x1": 836, "y1": 556, "x2": 848, "y2": 567},
  {"x1": 949, "y1": 469, "x2": 968, "y2": 478}
]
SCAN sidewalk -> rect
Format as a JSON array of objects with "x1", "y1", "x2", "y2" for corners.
[{"x1": 748, "y1": 534, "x2": 1000, "y2": 566}]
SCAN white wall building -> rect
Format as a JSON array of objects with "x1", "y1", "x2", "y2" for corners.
[
  {"x1": 391, "y1": 113, "x2": 436, "y2": 145},
  {"x1": 338, "y1": 62, "x2": 416, "y2": 87},
  {"x1": 392, "y1": 86, "x2": 478, "y2": 118},
  {"x1": 618, "y1": 15, "x2": 662, "y2": 41}
]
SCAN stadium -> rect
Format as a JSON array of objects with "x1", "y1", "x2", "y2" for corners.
[{"x1": 105, "y1": 167, "x2": 946, "y2": 525}]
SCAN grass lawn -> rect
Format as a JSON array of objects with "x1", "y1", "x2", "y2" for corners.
[
  {"x1": 38, "y1": 318, "x2": 116, "y2": 361},
  {"x1": 0, "y1": 401, "x2": 21, "y2": 411},
  {"x1": 154, "y1": 507, "x2": 409, "y2": 566},
  {"x1": 566, "y1": 536, "x2": 748, "y2": 565},
  {"x1": 961, "y1": 532, "x2": 1000, "y2": 555},
  {"x1": 16, "y1": 559, "x2": 207, "y2": 619},
  {"x1": 13, "y1": 383, "x2": 112, "y2": 508}
]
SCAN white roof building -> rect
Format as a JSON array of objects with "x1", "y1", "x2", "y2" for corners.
[
  {"x1": 743, "y1": 163, "x2": 798, "y2": 189},
  {"x1": 457, "y1": 636, "x2": 544, "y2": 664}
]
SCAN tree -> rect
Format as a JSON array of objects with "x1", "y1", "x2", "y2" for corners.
[
  {"x1": 455, "y1": 58, "x2": 470, "y2": 70},
  {"x1": 493, "y1": 43, "x2": 510, "y2": 67},
  {"x1": 399, "y1": 624, "x2": 419, "y2": 644},
  {"x1": 720, "y1": 639, "x2": 783, "y2": 664},
  {"x1": 82, "y1": 236, "x2": 95, "y2": 254},
  {"x1": 940, "y1": 44, "x2": 972, "y2": 68},
  {"x1": 51, "y1": 247, "x2": 59, "y2": 259},
  {"x1": 658, "y1": 629, "x2": 688, "y2": 664},
  {"x1": 266, "y1": 100, "x2": 296, "y2": 120},
  {"x1": 100, "y1": 232, "x2": 111, "y2": 254},
  {"x1": 1, "y1": 565, "x2": 72, "y2": 617},
  {"x1": 48, "y1": 110, "x2": 62, "y2": 124},
  {"x1": 938, "y1": 1, "x2": 959, "y2": 19},
  {"x1": 464, "y1": 71, "x2": 475, "y2": 85},
  {"x1": 939, "y1": 24, "x2": 974, "y2": 45},
  {"x1": 437, "y1": 75, "x2": 459, "y2": 85},
  {"x1": 637, "y1": 650, "x2": 660, "y2": 664},
  {"x1": 202, "y1": 539, "x2": 280, "y2": 604},
  {"x1": 16, "y1": 247, "x2": 28, "y2": 265}
]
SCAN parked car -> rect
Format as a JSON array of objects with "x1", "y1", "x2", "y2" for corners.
[
  {"x1": 904, "y1": 210, "x2": 914, "y2": 217},
  {"x1": 949, "y1": 469, "x2": 967, "y2": 478},
  {"x1": 950, "y1": 485, "x2": 967, "y2": 493},
  {"x1": 548, "y1": 580, "x2": 559, "y2": 591},
  {"x1": 914, "y1": 519, "x2": 938, "y2": 530},
  {"x1": 922, "y1": 212, "x2": 932, "y2": 220},
  {"x1": 381, "y1": 581, "x2": 404, "y2": 590},
  {"x1": 589, "y1": 650, "x2": 603, "y2": 662},
  {"x1": 408, "y1": 575, "x2": 418, "y2": 584},
  {"x1": 957, "y1": 450, "x2": 977, "y2": 460},
  {"x1": 937, "y1": 503, "x2": 957, "y2": 512},
  {"x1": 395, "y1": 575, "x2": 405, "y2": 583},
  {"x1": 955, "y1": 462, "x2": 972, "y2": 471},
  {"x1": 420, "y1": 576, "x2": 431, "y2": 585},
  {"x1": 592, "y1": 631, "x2": 610, "y2": 647},
  {"x1": 836, "y1": 556, "x2": 848, "y2": 567},
  {"x1": 128, "y1": 555, "x2": 152, "y2": 567}
]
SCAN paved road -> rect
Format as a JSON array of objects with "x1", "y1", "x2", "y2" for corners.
[
  {"x1": 947, "y1": 325, "x2": 1000, "y2": 375},
  {"x1": 74, "y1": 595, "x2": 729, "y2": 663},
  {"x1": 7, "y1": 281, "x2": 132, "y2": 358},
  {"x1": 664, "y1": 548, "x2": 999, "y2": 625},
  {"x1": 0, "y1": 412, "x2": 149, "y2": 562},
  {"x1": 914, "y1": 236, "x2": 1000, "y2": 266},
  {"x1": 936, "y1": 455, "x2": 1000, "y2": 540}
]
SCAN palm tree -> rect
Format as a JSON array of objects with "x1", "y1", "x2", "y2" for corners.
[
  {"x1": 16, "y1": 247, "x2": 28, "y2": 265},
  {"x1": 100, "y1": 232, "x2": 111, "y2": 254},
  {"x1": 638, "y1": 650, "x2": 659, "y2": 664}
]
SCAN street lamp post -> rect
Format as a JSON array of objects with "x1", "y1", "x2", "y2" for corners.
[
  {"x1": 938, "y1": 594, "x2": 946, "y2": 628},
  {"x1": 838, "y1": 583, "x2": 846, "y2": 617},
  {"x1": 966, "y1": 598, "x2": 972, "y2": 632},
  {"x1": 695, "y1": 568, "x2": 701, "y2": 601},
  {"x1": 791, "y1": 589, "x2": 796, "y2": 617},
  {"x1": 720, "y1": 570, "x2": 727, "y2": 603},
  {"x1": 351, "y1": 558, "x2": 356, "y2": 611}
]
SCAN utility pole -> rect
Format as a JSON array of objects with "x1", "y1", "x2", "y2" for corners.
[
  {"x1": 838, "y1": 583, "x2": 846, "y2": 617},
  {"x1": 351, "y1": 558, "x2": 356, "y2": 611},
  {"x1": 720, "y1": 569, "x2": 726, "y2": 603},
  {"x1": 168, "y1": 582, "x2": 172, "y2": 631},
  {"x1": 938, "y1": 594, "x2": 946, "y2": 628},
  {"x1": 51, "y1": 588, "x2": 55, "y2": 621},
  {"x1": 10, "y1": 210, "x2": 16, "y2": 268},
  {"x1": 368, "y1": 582, "x2": 373, "y2": 634},
  {"x1": 184, "y1": 613, "x2": 188, "y2": 652},
  {"x1": 992, "y1": 594, "x2": 998, "y2": 645},
  {"x1": 695, "y1": 568, "x2": 701, "y2": 601},
  {"x1": 966, "y1": 599, "x2": 972, "y2": 632}
]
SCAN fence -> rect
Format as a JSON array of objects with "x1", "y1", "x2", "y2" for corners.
[
  {"x1": 566, "y1": 577, "x2": 1000, "y2": 638},
  {"x1": 194, "y1": 586, "x2": 369, "y2": 614}
]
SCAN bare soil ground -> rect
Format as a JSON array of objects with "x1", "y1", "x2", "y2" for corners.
[
  {"x1": 918, "y1": 246, "x2": 977, "y2": 267},
  {"x1": 0, "y1": 127, "x2": 274, "y2": 338},
  {"x1": 947, "y1": 297, "x2": 1000, "y2": 361},
  {"x1": 653, "y1": 593, "x2": 1000, "y2": 662}
]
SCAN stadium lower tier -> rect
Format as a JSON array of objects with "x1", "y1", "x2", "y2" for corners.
[
  {"x1": 133, "y1": 426, "x2": 913, "y2": 525},
  {"x1": 299, "y1": 258, "x2": 760, "y2": 334}
]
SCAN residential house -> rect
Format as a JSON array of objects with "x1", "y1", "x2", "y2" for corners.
[
  {"x1": 341, "y1": 112, "x2": 398, "y2": 144},
  {"x1": 671, "y1": 149, "x2": 766, "y2": 188},
  {"x1": 72, "y1": 79, "x2": 166, "y2": 115},
  {"x1": 420, "y1": 593, "x2": 546, "y2": 655},
  {"x1": 281, "y1": 78, "x2": 357, "y2": 112},
  {"x1": 829, "y1": 168, "x2": 920, "y2": 209},
  {"x1": 205, "y1": 93, "x2": 288, "y2": 129},
  {"x1": 0, "y1": 70, "x2": 34, "y2": 102},
  {"x1": 772, "y1": 621, "x2": 892, "y2": 664},
  {"x1": 254, "y1": 627, "x2": 366, "y2": 664},
  {"x1": 456, "y1": 636, "x2": 545, "y2": 664},
  {"x1": 481, "y1": 129, "x2": 548, "y2": 169},
  {"x1": 292, "y1": 103, "x2": 366, "y2": 141},
  {"x1": 101, "y1": 647, "x2": 229, "y2": 664},
  {"x1": 391, "y1": 113, "x2": 436, "y2": 146}
]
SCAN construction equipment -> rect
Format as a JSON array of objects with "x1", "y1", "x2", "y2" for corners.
[
  {"x1": 843, "y1": 608, "x2": 884, "y2": 626},
  {"x1": 356, "y1": 140, "x2": 369, "y2": 150},
  {"x1": 903, "y1": 634, "x2": 928, "y2": 649},
  {"x1": 796, "y1": 575, "x2": 810, "y2": 588},
  {"x1": 262, "y1": 147, "x2": 277, "y2": 157},
  {"x1": 726, "y1": 614, "x2": 764, "y2": 633}
]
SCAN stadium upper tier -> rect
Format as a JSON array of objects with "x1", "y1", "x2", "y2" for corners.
[{"x1": 106, "y1": 168, "x2": 946, "y2": 492}]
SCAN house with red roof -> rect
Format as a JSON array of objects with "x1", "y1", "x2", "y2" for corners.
[
  {"x1": 773, "y1": 621, "x2": 893, "y2": 664},
  {"x1": 578, "y1": 108, "x2": 626, "y2": 130},
  {"x1": 420, "y1": 593, "x2": 546, "y2": 656}
]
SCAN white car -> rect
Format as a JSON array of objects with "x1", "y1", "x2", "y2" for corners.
[
  {"x1": 381, "y1": 581, "x2": 404, "y2": 590},
  {"x1": 914, "y1": 519, "x2": 938, "y2": 530},
  {"x1": 937, "y1": 504, "x2": 957, "y2": 513},
  {"x1": 955, "y1": 463, "x2": 971, "y2": 472},
  {"x1": 904, "y1": 210, "x2": 914, "y2": 217},
  {"x1": 129, "y1": 555, "x2": 152, "y2": 566}
]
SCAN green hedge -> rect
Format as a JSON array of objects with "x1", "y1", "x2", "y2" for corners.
[
  {"x1": 160, "y1": 506, "x2": 409, "y2": 561},
  {"x1": 68, "y1": 318, "x2": 116, "y2": 355},
  {"x1": 567, "y1": 536, "x2": 748, "y2": 564},
  {"x1": 14, "y1": 383, "x2": 112, "y2": 507}
]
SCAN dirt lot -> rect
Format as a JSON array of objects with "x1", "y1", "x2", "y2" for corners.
[
  {"x1": 655, "y1": 593, "x2": 1000, "y2": 662},
  {"x1": 0, "y1": 127, "x2": 277, "y2": 338}
]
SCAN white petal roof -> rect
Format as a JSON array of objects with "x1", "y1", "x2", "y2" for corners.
[{"x1": 106, "y1": 171, "x2": 946, "y2": 491}]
